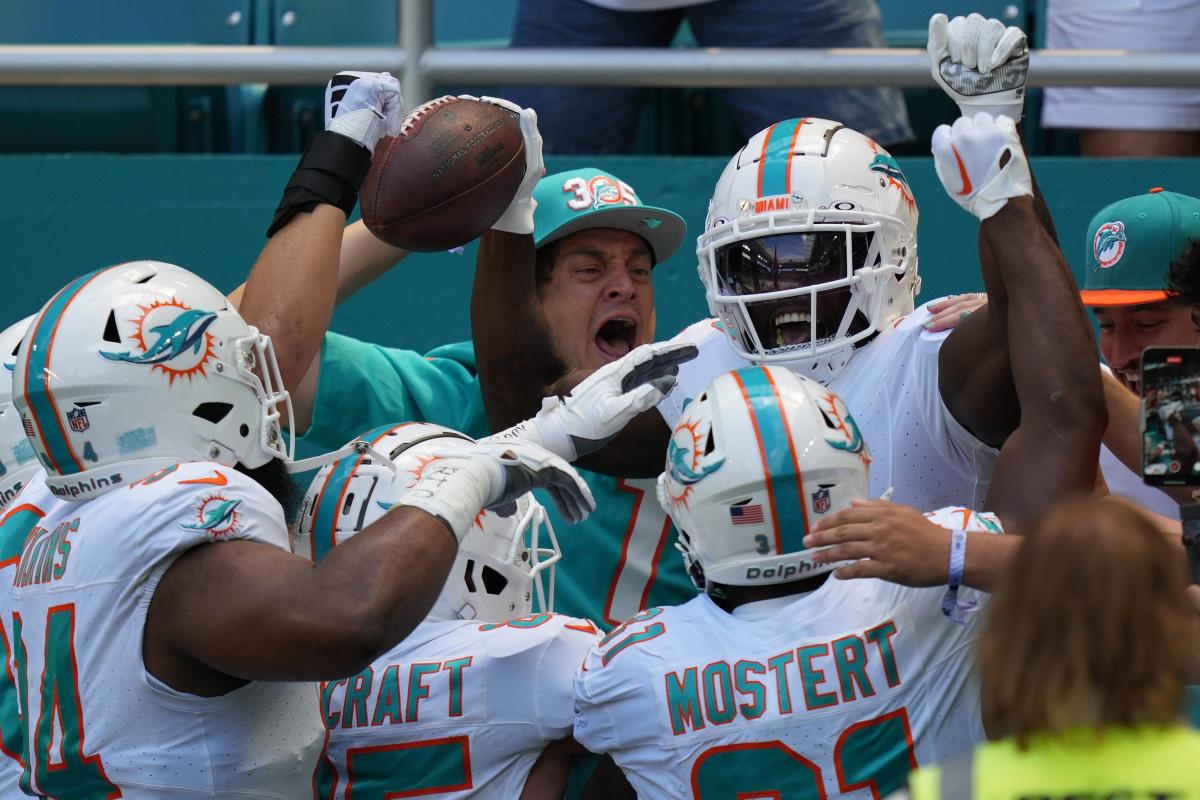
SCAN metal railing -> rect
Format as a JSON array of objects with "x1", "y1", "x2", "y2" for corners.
[{"x1": 0, "y1": 0, "x2": 1194, "y2": 105}]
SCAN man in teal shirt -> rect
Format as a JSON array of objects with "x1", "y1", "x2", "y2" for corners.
[{"x1": 239, "y1": 94, "x2": 698, "y2": 627}]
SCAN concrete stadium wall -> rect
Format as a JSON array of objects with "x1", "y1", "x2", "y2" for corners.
[{"x1": 3, "y1": 155, "x2": 1198, "y2": 351}]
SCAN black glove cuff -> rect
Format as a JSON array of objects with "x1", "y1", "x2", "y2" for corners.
[{"x1": 266, "y1": 131, "x2": 372, "y2": 238}]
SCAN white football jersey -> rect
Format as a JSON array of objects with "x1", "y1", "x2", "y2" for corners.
[
  {"x1": 659, "y1": 303, "x2": 999, "y2": 511},
  {"x1": 0, "y1": 487, "x2": 30, "y2": 798},
  {"x1": 318, "y1": 612, "x2": 599, "y2": 799},
  {"x1": 574, "y1": 507, "x2": 999, "y2": 799},
  {"x1": 1, "y1": 462, "x2": 323, "y2": 799}
]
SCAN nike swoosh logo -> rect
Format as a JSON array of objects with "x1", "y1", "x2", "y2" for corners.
[
  {"x1": 952, "y1": 145, "x2": 973, "y2": 195},
  {"x1": 180, "y1": 470, "x2": 228, "y2": 486}
]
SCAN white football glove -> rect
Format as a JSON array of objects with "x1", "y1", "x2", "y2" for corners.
[
  {"x1": 460, "y1": 95, "x2": 544, "y2": 236},
  {"x1": 928, "y1": 13, "x2": 1029, "y2": 121},
  {"x1": 396, "y1": 440, "x2": 594, "y2": 543},
  {"x1": 488, "y1": 341, "x2": 700, "y2": 462},
  {"x1": 932, "y1": 112, "x2": 1032, "y2": 221},
  {"x1": 325, "y1": 71, "x2": 404, "y2": 154}
]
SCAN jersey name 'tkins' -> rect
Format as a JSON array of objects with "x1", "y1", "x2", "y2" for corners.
[{"x1": 0, "y1": 462, "x2": 323, "y2": 799}]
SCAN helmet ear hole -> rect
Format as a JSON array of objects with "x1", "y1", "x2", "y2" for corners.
[
  {"x1": 481, "y1": 566, "x2": 508, "y2": 596},
  {"x1": 193, "y1": 402, "x2": 233, "y2": 424},
  {"x1": 704, "y1": 429, "x2": 716, "y2": 456},
  {"x1": 239, "y1": 423, "x2": 249, "y2": 437},
  {"x1": 463, "y1": 559, "x2": 478, "y2": 593},
  {"x1": 102, "y1": 312, "x2": 122, "y2": 344}
]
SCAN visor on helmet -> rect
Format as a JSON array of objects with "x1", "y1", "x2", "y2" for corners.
[{"x1": 713, "y1": 232, "x2": 876, "y2": 354}]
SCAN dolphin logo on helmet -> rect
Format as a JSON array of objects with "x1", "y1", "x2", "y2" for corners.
[
  {"x1": 100, "y1": 308, "x2": 218, "y2": 366},
  {"x1": 667, "y1": 436, "x2": 724, "y2": 486}
]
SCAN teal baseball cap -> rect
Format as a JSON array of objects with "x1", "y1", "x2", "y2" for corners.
[
  {"x1": 532, "y1": 168, "x2": 687, "y2": 263},
  {"x1": 1081, "y1": 188, "x2": 1200, "y2": 306}
]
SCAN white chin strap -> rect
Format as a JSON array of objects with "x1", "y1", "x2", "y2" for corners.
[{"x1": 285, "y1": 440, "x2": 398, "y2": 475}]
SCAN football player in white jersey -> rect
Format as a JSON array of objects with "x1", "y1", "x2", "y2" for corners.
[
  {"x1": 575, "y1": 285, "x2": 1102, "y2": 797},
  {"x1": 297, "y1": 422, "x2": 602, "y2": 799},
  {"x1": 0, "y1": 315, "x2": 36, "y2": 797},
  {"x1": 0, "y1": 261, "x2": 593, "y2": 798},
  {"x1": 573, "y1": 88, "x2": 1106, "y2": 794},
  {"x1": 575, "y1": 367, "x2": 1004, "y2": 797},
  {"x1": 471, "y1": 13, "x2": 1082, "y2": 539}
]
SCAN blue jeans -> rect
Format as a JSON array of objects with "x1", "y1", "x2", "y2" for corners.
[{"x1": 504, "y1": 0, "x2": 913, "y2": 153}]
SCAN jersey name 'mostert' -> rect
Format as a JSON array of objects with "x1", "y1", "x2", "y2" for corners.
[{"x1": 663, "y1": 619, "x2": 902, "y2": 735}]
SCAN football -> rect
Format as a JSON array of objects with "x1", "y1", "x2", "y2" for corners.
[{"x1": 360, "y1": 96, "x2": 526, "y2": 252}]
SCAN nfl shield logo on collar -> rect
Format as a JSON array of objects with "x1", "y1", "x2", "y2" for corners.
[
  {"x1": 812, "y1": 487, "x2": 831, "y2": 514},
  {"x1": 67, "y1": 407, "x2": 90, "y2": 433}
]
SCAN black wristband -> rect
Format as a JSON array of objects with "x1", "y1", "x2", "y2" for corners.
[{"x1": 266, "y1": 131, "x2": 372, "y2": 238}]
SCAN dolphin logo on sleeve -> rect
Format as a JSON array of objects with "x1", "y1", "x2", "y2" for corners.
[{"x1": 181, "y1": 497, "x2": 243, "y2": 534}]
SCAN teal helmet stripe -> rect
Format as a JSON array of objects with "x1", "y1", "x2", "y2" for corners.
[
  {"x1": 22, "y1": 270, "x2": 104, "y2": 476},
  {"x1": 732, "y1": 367, "x2": 809, "y2": 556},
  {"x1": 757, "y1": 118, "x2": 806, "y2": 199},
  {"x1": 309, "y1": 422, "x2": 409, "y2": 562}
]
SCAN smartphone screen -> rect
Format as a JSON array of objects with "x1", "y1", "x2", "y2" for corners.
[{"x1": 1142, "y1": 347, "x2": 1200, "y2": 485}]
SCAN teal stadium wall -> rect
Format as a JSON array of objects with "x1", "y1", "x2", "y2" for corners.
[{"x1": 3, "y1": 155, "x2": 1199, "y2": 353}]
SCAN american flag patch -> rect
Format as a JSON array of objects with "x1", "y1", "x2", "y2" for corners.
[
  {"x1": 21, "y1": 416, "x2": 34, "y2": 438},
  {"x1": 729, "y1": 504, "x2": 764, "y2": 525}
]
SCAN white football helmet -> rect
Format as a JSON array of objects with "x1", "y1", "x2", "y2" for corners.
[
  {"x1": 12, "y1": 262, "x2": 292, "y2": 501},
  {"x1": 656, "y1": 365, "x2": 870, "y2": 589},
  {"x1": 296, "y1": 422, "x2": 560, "y2": 623},
  {"x1": 698, "y1": 118, "x2": 920, "y2": 383},
  {"x1": 0, "y1": 316, "x2": 39, "y2": 510}
]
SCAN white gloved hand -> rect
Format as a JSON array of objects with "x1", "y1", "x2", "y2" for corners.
[
  {"x1": 487, "y1": 341, "x2": 700, "y2": 462},
  {"x1": 932, "y1": 112, "x2": 1032, "y2": 221},
  {"x1": 325, "y1": 71, "x2": 404, "y2": 153},
  {"x1": 928, "y1": 12, "x2": 1029, "y2": 121},
  {"x1": 462, "y1": 95, "x2": 544, "y2": 235},
  {"x1": 397, "y1": 440, "x2": 594, "y2": 542}
]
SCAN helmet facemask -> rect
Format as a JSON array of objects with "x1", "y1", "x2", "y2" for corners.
[
  {"x1": 700, "y1": 209, "x2": 916, "y2": 381},
  {"x1": 434, "y1": 498, "x2": 561, "y2": 623},
  {"x1": 296, "y1": 423, "x2": 561, "y2": 626}
]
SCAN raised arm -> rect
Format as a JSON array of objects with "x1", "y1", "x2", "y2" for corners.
[
  {"x1": 926, "y1": 107, "x2": 1107, "y2": 527},
  {"x1": 473, "y1": 228, "x2": 566, "y2": 428},
  {"x1": 804, "y1": 116, "x2": 1106, "y2": 586},
  {"x1": 469, "y1": 107, "x2": 679, "y2": 476},
  {"x1": 236, "y1": 71, "x2": 404, "y2": 432},
  {"x1": 231, "y1": 218, "x2": 409, "y2": 433},
  {"x1": 927, "y1": 12, "x2": 1062, "y2": 448}
]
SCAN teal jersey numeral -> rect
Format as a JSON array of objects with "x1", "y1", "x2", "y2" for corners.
[
  {"x1": 15, "y1": 604, "x2": 120, "y2": 798},
  {"x1": 342, "y1": 736, "x2": 471, "y2": 799},
  {"x1": 690, "y1": 708, "x2": 916, "y2": 798}
]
